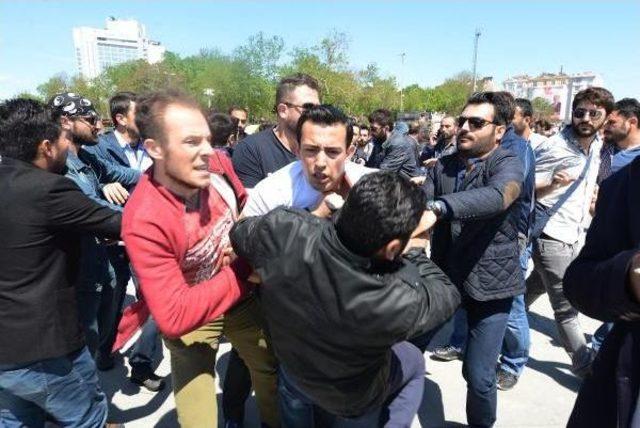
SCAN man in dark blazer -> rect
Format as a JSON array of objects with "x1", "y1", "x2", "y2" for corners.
[
  {"x1": 564, "y1": 156, "x2": 640, "y2": 427},
  {"x1": 0, "y1": 98, "x2": 121, "y2": 426}
]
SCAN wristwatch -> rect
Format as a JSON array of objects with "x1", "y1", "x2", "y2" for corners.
[{"x1": 425, "y1": 199, "x2": 446, "y2": 218}]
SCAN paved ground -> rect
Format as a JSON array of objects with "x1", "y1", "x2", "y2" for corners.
[{"x1": 100, "y1": 295, "x2": 599, "y2": 427}]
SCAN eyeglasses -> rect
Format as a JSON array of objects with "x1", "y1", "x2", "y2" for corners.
[
  {"x1": 573, "y1": 108, "x2": 604, "y2": 121},
  {"x1": 457, "y1": 116, "x2": 497, "y2": 130},
  {"x1": 282, "y1": 102, "x2": 317, "y2": 112}
]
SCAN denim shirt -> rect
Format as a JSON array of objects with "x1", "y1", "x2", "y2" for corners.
[
  {"x1": 500, "y1": 125, "x2": 535, "y2": 237},
  {"x1": 64, "y1": 152, "x2": 121, "y2": 291}
]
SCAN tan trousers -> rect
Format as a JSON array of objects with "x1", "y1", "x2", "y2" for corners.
[{"x1": 164, "y1": 295, "x2": 279, "y2": 428}]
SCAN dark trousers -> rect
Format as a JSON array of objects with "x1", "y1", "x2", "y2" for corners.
[
  {"x1": 104, "y1": 246, "x2": 161, "y2": 371},
  {"x1": 223, "y1": 348, "x2": 253, "y2": 422},
  {"x1": 278, "y1": 341, "x2": 425, "y2": 427},
  {"x1": 462, "y1": 297, "x2": 513, "y2": 428}
]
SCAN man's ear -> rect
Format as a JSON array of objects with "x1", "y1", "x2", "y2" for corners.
[
  {"x1": 346, "y1": 143, "x2": 356, "y2": 159},
  {"x1": 495, "y1": 124, "x2": 507, "y2": 142},
  {"x1": 381, "y1": 239, "x2": 403, "y2": 261},
  {"x1": 59, "y1": 116, "x2": 73, "y2": 132},
  {"x1": 38, "y1": 139, "x2": 54, "y2": 159},
  {"x1": 276, "y1": 103, "x2": 287, "y2": 120},
  {"x1": 115, "y1": 113, "x2": 126, "y2": 128},
  {"x1": 144, "y1": 138, "x2": 163, "y2": 160}
]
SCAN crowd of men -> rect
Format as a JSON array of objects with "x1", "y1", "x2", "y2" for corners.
[{"x1": 0, "y1": 71, "x2": 639, "y2": 428}]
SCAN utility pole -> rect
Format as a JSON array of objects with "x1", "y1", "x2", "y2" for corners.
[
  {"x1": 472, "y1": 29, "x2": 481, "y2": 92},
  {"x1": 399, "y1": 52, "x2": 406, "y2": 112}
]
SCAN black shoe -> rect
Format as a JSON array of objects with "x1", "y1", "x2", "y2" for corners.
[
  {"x1": 95, "y1": 353, "x2": 115, "y2": 371},
  {"x1": 496, "y1": 368, "x2": 518, "y2": 391},
  {"x1": 130, "y1": 368, "x2": 165, "y2": 392},
  {"x1": 431, "y1": 345, "x2": 462, "y2": 362}
]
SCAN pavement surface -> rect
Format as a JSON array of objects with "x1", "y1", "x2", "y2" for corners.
[{"x1": 100, "y1": 294, "x2": 599, "y2": 427}]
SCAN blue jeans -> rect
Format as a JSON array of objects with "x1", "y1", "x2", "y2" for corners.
[
  {"x1": 0, "y1": 347, "x2": 107, "y2": 427},
  {"x1": 449, "y1": 308, "x2": 468, "y2": 351},
  {"x1": 462, "y1": 298, "x2": 513, "y2": 428},
  {"x1": 279, "y1": 341, "x2": 425, "y2": 427}
]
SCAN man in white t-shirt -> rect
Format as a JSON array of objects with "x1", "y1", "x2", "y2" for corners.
[{"x1": 243, "y1": 104, "x2": 375, "y2": 218}]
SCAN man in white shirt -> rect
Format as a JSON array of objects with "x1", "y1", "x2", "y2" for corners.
[
  {"x1": 526, "y1": 87, "x2": 615, "y2": 378},
  {"x1": 243, "y1": 104, "x2": 375, "y2": 218}
]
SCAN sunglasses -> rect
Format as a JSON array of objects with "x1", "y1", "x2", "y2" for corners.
[
  {"x1": 573, "y1": 108, "x2": 604, "y2": 121},
  {"x1": 73, "y1": 115, "x2": 98, "y2": 126},
  {"x1": 457, "y1": 116, "x2": 497, "y2": 130},
  {"x1": 283, "y1": 102, "x2": 318, "y2": 111}
]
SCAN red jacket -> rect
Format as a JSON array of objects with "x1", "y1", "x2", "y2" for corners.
[{"x1": 117, "y1": 151, "x2": 250, "y2": 343}]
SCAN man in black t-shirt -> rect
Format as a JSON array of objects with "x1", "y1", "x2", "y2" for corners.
[
  {"x1": 232, "y1": 73, "x2": 320, "y2": 188},
  {"x1": 226, "y1": 73, "x2": 320, "y2": 426}
]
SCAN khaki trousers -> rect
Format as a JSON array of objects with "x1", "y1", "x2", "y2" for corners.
[{"x1": 164, "y1": 295, "x2": 279, "y2": 428}]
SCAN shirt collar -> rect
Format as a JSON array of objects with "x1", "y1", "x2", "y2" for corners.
[
  {"x1": 65, "y1": 150, "x2": 87, "y2": 171},
  {"x1": 563, "y1": 125, "x2": 602, "y2": 154},
  {"x1": 114, "y1": 130, "x2": 135, "y2": 150}
]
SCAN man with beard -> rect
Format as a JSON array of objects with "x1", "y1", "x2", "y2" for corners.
[
  {"x1": 526, "y1": 87, "x2": 614, "y2": 378},
  {"x1": 0, "y1": 98, "x2": 121, "y2": 427},
  {"x1": 366, "y1": 108, "x2": 420, "y2": 178},
  {"x1": 605, "y1": 98, "x2": 640, "y2": 174},
  {"x1": 82, "y1": 91, "x2": 165, "y2": 391},
  {"x1": 588, "y1": 98, "x2": 640, "y2": 355},
  {"x1": 422, "y1": 92, "x2": 525, "y2": 427},
  {"x1": 229, "y1": 106, "x2": 249, "y2": 141},
  {"x1": 423, "y1": 115, "x2": 458, "y2": 169}
]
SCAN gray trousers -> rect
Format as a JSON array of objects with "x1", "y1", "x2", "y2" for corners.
[{"x1": 525, "y1": 236, "x2": 591, "y2": 370}]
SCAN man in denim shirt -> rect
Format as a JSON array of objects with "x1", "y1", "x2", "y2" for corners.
[{"x1": 49, "y1": 93, "x2": 132, "y2": 363}]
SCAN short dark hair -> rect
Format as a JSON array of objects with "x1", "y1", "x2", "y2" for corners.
[
  {"x1": 109, "y1": 91, "x2": 137, "y2": 124},
  {"x1": 336, "y1": 171, "x2": 425, "y2": 257},
  {"x1": 0, "y1": 98, "x2": 60, "y2": 163},
  {"x1": 464, "y1": 92, "x2": 512, "y2": 126},
  {"x1": 135, "y1": 91, "x2": 202, "y2": 143},
  {"x1": 228, "y1": 105, "x2": 248, "y2": 116},
  {"x1": 613, "y1": 98, "x2": 640, "y2": 121},
  {"x1": 275, "y1": 73, "x2": 320, "y2": 108},
  {"x1": 359, "y1": 124, "x2": 369, "y2": 131},
  {"x1": 295, "y1": 104, "x2": 353, "y2": 148},
  {"x1": 494, "y1": 91, "x2": 516, "y2": 122},
  {"x1": 368, "y1": 108, "x2": 394, "y2": 130},
  {"x1": 208, "y1": 113, "x2": 237, "y2": 146},
  {"x1": 514, "y1": 98, "x2": 533, "y2": 118},
  {"x1": 572, "y1": 87, "x2": 615, "y2": 114},
  {"x1": 408, "y1": 120, "x2": 421, "y2": 136}
]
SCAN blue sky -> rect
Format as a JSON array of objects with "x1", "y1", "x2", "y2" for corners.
[{"x1": 1, "y1": 1, "x2": 639, "y2": 100}]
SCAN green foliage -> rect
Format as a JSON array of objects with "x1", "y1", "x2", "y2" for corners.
[
  {"x1": 531, "y1": 97, "x2": 555, "y2": 119},
  {"x1": 26, "y1": 32, "x2": 485, "y2": 122}
]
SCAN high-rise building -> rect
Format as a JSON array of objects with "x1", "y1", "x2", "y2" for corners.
[
  {"x1": 503, "y1": 71, "x2": 604, "y2": 123},
  {"x1": 73, "y1": 17, "x2": 165, "y2": 79}
]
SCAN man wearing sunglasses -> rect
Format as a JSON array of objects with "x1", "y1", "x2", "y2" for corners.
[
  {"x1": 526, "y1": 87, "x2": 614, "y2": 379},
  {"x1": 48, "y1": 93, "x2": 142, "y2": 387},
  {"x1": 422, "y1": 91, "x2": 525, "y2": 428}
]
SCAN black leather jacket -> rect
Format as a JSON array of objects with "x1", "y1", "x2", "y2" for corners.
[{"x1": 230, "y1": 208, "x2": 460, "y2": 417}]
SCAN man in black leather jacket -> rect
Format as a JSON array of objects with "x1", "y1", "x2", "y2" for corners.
[{"x1": 231, "y1": 171, "x2": 460, "y2": 427}]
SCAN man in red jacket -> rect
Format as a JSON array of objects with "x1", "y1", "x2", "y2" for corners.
[{"x1": 121, "y1": 91, "x2": 278, "y2": 428}]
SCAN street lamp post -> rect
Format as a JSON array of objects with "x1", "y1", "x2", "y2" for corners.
[
  {"x1": 203, "y1": 88, "x2": 215, "y2": 109},
  {"x1": 399, "y1": 52, "x2": 406, "y2": 112},
  {"x1": 472, "y1": 29, "x2": 481, "y2": 93}
]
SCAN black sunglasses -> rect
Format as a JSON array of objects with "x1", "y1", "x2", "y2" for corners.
[
  {"x1": 283, "y1": 102, "x2": 318, "y2": 111},
  {"x1": 457, "y1": 116, "x2": 497, "y2": 130},
  {"x1": 73, "y1": 115, "x2": 98, "y2": 126},
  {"x1": 573, "y1": 108, "x2": 604, "y2": 121}
]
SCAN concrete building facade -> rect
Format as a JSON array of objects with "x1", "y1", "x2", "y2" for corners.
[
  {"x1": 73, "y1": 17, "x2": 165, "y2": 79},
  {"x1": 503, "y1": 72, "x2": 604, "y2": 123}
]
